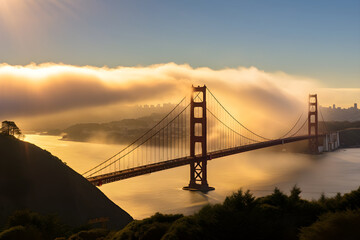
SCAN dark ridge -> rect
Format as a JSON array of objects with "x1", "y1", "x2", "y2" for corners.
[{"x1": 0, "y1": 134, "x2": 133, "y2": 229}]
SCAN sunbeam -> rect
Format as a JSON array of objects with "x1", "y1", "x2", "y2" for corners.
[{"x1": 0, "y1": 0, "x2": 78, "y2": 40}]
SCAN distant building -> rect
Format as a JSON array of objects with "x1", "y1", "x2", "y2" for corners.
[
  {"x1": 163, "y1": 103, "x2": 172, "y2": 108},
  {"x1": 319, "y1": 103, "x2": 360, "y2": 122}
]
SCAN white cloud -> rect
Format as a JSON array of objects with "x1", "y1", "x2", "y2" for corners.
[{"x1": 1, "y1": 62, "x2": 356, "y2": 135}]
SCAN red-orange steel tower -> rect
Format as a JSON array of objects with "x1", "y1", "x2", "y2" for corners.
[
  {"x1": 183, "y1": 85, "x2": 214, "y2": 192},
  {"x1": 308, "y1": 94, "x2": 319, "y2": 153}
]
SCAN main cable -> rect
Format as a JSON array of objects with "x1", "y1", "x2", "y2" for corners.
[
  {"x1": 82, "y1": 96, "x2": 187, "y2": 176},
  {"x1": 206, "y1": 87, "x2": 272, "y2": 141}
]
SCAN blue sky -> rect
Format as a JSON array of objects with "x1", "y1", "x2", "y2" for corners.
[{"x1": 0, "y1": 0, "x2": 359, "y2": 87}]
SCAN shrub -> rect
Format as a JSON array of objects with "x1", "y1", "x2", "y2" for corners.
[{"x1": 299, "y1": 210, "x2": 360, "y2": 240}]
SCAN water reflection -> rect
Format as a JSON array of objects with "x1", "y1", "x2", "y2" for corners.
[{"x1": 25, "y1": 135, "x2": 360, "y2": 219}]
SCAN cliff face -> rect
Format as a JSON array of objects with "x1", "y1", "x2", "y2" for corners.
[{"x1": 0, "y1": 134, "x2": 132, "y2": 228}]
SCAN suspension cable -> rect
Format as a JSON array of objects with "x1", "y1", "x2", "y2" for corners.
[
  {"x1": 87, "y1": 102, "x2": 192, "y2": 177},
  {"x1": 278, "y1": 113, "x2": 303, "y2": 139},
  {"x1": 83, "y1": 96, "x2": 187, "y2": 176},
  {"x1": 206, "y1": 87, "x2": 272, "y2": 141},
  {"x1": 319, "y1": 108, "x2": 328, "y2": 133},
  {"x1": 206, "y1": 108, "x2": 261, "y2": 143},
  {"x1": 289, "y1": 118, "x2": 308, "y2": 137}
]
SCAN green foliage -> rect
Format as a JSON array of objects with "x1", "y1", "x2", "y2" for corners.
[
  {"x1": 0, "y1": 121, "x2": 23, "y2": 139},
  {"x1": 290, "y1": 185, "x2": 302, "y2": 201},
  {"x1": 259, "y1": 187, "x2": 288, "y2": 206},
  {"x1": 339, "y1": 129, "x2": 360, "y2": 147},
  {"x1": 223, "y1": 189, "x2": 255, "y2": 210},
  {"x1": 162, "y1": 216, "x2": 203, "y2": 240},
  {"x1": 0, "y1": 225, "x2": 41, "y2": 240},
  {"x1": 324, "y1": 121, "x2": 360, "y2": 132},
  {"x1": 317, "y1": 187, "x2": 360, "y2": 211},
  {"x1": 108, "y1": 186, "x2": 360, "y2": 240},
  {"x1": 299, "y1": 210, "x2": 360, "y2": 240},
  {"x1": 3, "y1": 210, "x2": 68, "y2": 239},
  {"x1": 110, "y1": 213, "x2": 183, "y2": 240},
  {"x1": 68, "y1": 228, "x2": 109, "y2": 240},
  {"x1": 163, "y1": 186, "x2": 322, "y2": 240},
  {"x1": 1, "y1": 186, "x2": 359, "y2": 239}
]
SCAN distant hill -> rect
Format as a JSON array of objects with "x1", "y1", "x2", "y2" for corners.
[
  {"x1": 320, "y1": 121, "x2": 360, "y2": 148},
  {"x1": 340, "y1": 129, "x2": 360, "y2": 148},
  {"x1": 0, "y1": 134, "x2": 132, "y2": 228},
  {"x1": 57, "y1": 113, "x2": 164, "y2": 144},
  {"x1": 321, "y1": 121, "x2": 360, "y2": 132}
]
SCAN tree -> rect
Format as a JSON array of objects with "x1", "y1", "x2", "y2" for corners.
[
  {"x1": 299, "y1": 210, "x2": 360, "y2": 240},
  {"x1": 1, "y1": 121, "x2": 23, "y2": 138}
]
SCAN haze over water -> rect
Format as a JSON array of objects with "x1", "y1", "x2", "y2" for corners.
[{"x1": 25, "y1": 134, "x2": 360, "y2": 219}]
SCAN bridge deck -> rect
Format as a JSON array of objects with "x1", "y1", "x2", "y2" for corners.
[{"x1": 87, "y1": 135, "x2": 322, "y2": 186}]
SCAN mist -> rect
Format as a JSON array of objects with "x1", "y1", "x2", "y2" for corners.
[{"x1": 1, "y1": 62, "x2": 357, "y2": 137}]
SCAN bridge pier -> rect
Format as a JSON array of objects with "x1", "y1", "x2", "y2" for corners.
[
  {"x1": 321, "y1": 132, "x2": 340, "y2": 152},
  {"x1": 183, "y1": 85, "x2": 214, "y2": 192}
]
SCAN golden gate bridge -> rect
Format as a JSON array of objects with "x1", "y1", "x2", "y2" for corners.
[{"x1": 83, "y1": 85, "x2": 329, "y2": 192}]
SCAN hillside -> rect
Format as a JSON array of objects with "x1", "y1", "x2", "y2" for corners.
[
  {"x1": 322, "y1": 121, "x2": 360, "y2": 132},
  {"x1": 59, "y1": 113, "x2": 163, "y2": 144},
  {"x1": 0, "y1": 134, "x2": 132, "y2": 228},
  {"x1": 340, "y1": 128, "x2": 360, "y2": 148},
  {"x1": 321, "y1": 121, "x2": 360, "y2": 148}
]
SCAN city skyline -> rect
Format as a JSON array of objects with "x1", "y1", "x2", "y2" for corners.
[{"x1": 321, "y1": 103, "x2": 358, "y2": 109}]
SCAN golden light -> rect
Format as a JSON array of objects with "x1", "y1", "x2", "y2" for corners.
[
  {"x1": 0, "y1": 0, "x2": 25, "y2": 27},
  {"x1": 0, "y1": 0, "x2": 76, "y2": 40}
]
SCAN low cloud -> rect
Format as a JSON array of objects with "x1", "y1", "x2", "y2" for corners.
[
  {"x1": 1, "y1": 62, "x2": 356, "y2": 135},
  {"x1": 0, "y1": 63, "x2": 183, "y2": 118}
]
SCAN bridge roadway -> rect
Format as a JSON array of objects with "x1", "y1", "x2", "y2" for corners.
[{"x1": 87, "y1": 135, "x2": 323, "y2": 186}]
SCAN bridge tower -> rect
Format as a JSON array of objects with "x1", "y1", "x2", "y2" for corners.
[
  {"x1": 183, "y1": 85, "x2": 214, "y2": 192},
  {"x1": 308, "y1": 94, "x2": 319, "y2": 153}
]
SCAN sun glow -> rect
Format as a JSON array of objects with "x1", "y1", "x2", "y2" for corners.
[
  {"x1": 0, "y1": 0, "x2": 39, "y2": 25},
  {"x1": 0, "y1": 0, "x2": 77, "y2": 39}
]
